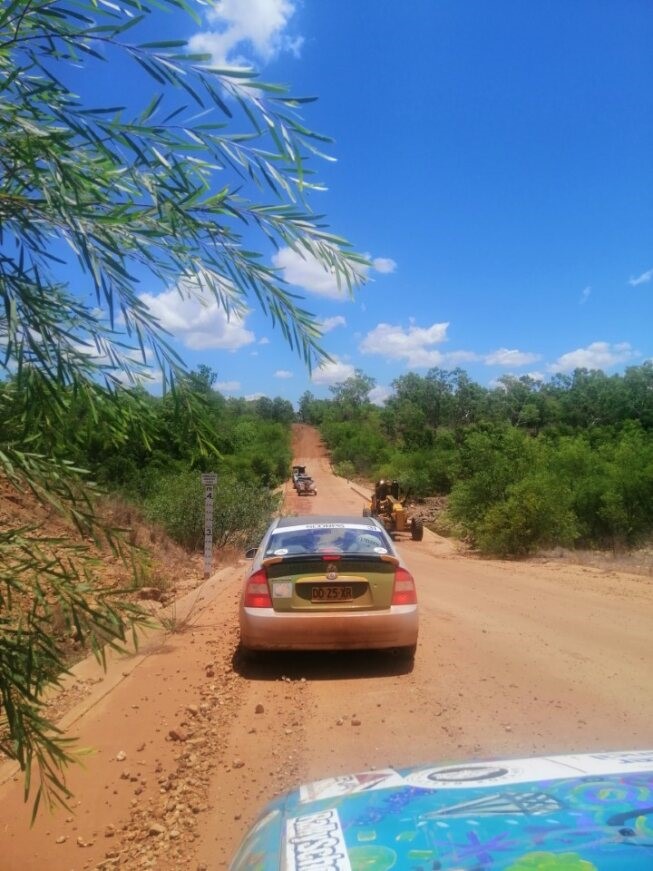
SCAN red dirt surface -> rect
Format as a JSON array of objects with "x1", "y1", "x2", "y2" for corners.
[{"x1": 1, "y1": 423, "x2": 652, "y2": 869}]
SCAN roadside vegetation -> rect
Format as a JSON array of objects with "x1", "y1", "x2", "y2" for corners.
[
  {"x1": 0, "y1": 0, "x2": 364, "y2": 816},
  {"x1": 21, "y1": 362, "x2": 294, "y2": 549},
  {"x1": 300, "y1": 365, "x2": 653, "y2": 556}
]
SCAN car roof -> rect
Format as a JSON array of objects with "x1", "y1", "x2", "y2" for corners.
[{"x1": 274, "y1": 515, "x2": 380, "y2": 530}]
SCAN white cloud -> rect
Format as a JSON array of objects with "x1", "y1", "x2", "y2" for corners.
[
  {"x1": 188, "y1": 0, "x2": 302, "y2": 68},
  {"x1": 361, "y1": 323, "x2": 541, "y2": 372},
  {"x1": 360, "y1": 321, "x2": 450, "y2": 368},
  {"x1": 258, "y1": 337, "x2": 270, "y2": 345},
  {"x1": 319, "y1": 315, "x2": 346, "y2": 333},
  {"x1": 446, "y1": 350, "x2": 481, "y2": 365},
  {"x1": 484, "y1": 348, "x2": 541, "y2": 367},
  {"x1": 215, "y1": 380, "x2": 240, "y2": 391},
  {"x1": 369, "y1": 385, "x2": 391, "y2": 406},
  {"x1": 245, "y1": 392, "x2": 266, "y2": 401},
  {"x1": 311, "y1": 358, "x2": 355, "y2": 385},
  {"x1": 272, "y1": 247, "x2": 395, "y2": 300},
  {"x1": 274, "y1": 369, "x2": 293, "y2": 379},
  {"x1": 580, "y1": 285, "x2": 591, "y2": 304},
  {"x1": 272, "y1": 247, "x2": 355, "y2": 300},
  {"x1": 139, "y1": 283, "x2": 255, "y2": 351},
  {"x1": 628, "y1": 268, "x2": 653, "y2": 287},
  {"x1": 548, "y1": 341, "x2": 637, "y2": 373},
  {"x1": 372, "y1": 257, "x2": 397, "y2": 274}
]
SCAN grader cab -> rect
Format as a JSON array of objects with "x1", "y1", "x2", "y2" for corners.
[{"x1": 363, "y1": 480, "x2": 424, "y2": 541}]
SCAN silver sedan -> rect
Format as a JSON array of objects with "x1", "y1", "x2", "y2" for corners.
[{"x1": 239, "y1": 515, "x2": 419, "y2": 658}]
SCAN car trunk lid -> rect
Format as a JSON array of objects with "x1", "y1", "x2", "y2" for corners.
[{"x1": 263, "y1": 554, "x2": 398, "y2": 612}]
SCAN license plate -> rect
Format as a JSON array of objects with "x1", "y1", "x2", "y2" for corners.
[{"x1": 311, "y1": 585, "x2": 354, "y2": 602}]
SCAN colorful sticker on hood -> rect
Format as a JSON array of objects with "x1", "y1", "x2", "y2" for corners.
[
  {"x1": 402, "y1": 751, "x2": 653, "y2": 791},
  {"x1": 286, "y1": 808, "x2": 351, "y2": 871},
  {"x1": 299, "y1": 770, "x2": 406, "y2": 803}
]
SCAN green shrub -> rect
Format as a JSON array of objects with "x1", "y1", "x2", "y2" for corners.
[
  {"x1": 396, "y1": 466, "x2": 431, "y2": 499},
  {"x1": 321, "y1": 420, "x2": 391, "y2": 474},
  {"x1": 474, "y1": 473, "x2": 578, "y2": 556},
  {"x1": 143, "y1": 471, "x2": 279, "y2": 551},
  {"x1": 448, "y1": 426, "x2": 536, "y2": 529},
  {"x1": 333, "y1": 460, "x2": 355, "y2": 479}
]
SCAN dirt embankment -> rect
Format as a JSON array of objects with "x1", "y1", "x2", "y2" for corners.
[{"x1": 1, "y1": 423, "x2": 652, "y2": 870}]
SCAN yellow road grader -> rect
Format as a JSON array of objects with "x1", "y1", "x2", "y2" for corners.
[{"x1": 363, "y1": 480, "x2": 424, "y2": 541}]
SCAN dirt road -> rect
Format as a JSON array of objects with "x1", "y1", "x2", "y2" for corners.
[{"x1": 1, "y1": 423, "x2": 652, "y2": 869}]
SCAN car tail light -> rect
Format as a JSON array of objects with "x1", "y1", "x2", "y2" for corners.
[
  {"x1": 244, "y1": 568, "x2": 272, "y2": 608},
  {"x1": 392, "y1": 567, "x2": 417, "y2": 605}
]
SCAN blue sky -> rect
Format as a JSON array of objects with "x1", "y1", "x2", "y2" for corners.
[{"x1": 109, "y1": 1, "x2": 653, "y2": 404}]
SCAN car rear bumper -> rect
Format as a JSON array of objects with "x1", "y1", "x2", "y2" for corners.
[{"x1": 239, "y1": 605, "x2": 418, "y2": 651}]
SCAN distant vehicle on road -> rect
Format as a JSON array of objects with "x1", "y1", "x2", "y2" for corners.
[
  {"x1": 239, "y1": 515, "x2": 418, "y2": 658},
  {"x1": 295, "y1": 475, "x2": 317, "y2": 496},
  {"x1": 291, "y1": 465, "x2": 307, "y2": 488},
  {"x1": 364, "y1": 479, "x2": 424, "y2": 541},
  {"x1": 230, "y1": 749, "x2": 653, "y2": 870}
]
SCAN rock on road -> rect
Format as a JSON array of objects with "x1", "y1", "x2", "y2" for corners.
[{"x1": 1, "y1": 423, "x2": 652, "y2": 870}]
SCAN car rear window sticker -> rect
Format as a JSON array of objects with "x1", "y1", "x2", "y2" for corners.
[{"x1": 272, "y1": 523, "x2": 376, "y2": 534}]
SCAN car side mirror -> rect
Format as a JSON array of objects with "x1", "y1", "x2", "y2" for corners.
[{"x1": 245, "y1": 547, "x2": 258, "y2": 559}]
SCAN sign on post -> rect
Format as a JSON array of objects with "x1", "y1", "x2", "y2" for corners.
[{"x1": 201, "y1": 473, "x2": 218, "y2": 579}]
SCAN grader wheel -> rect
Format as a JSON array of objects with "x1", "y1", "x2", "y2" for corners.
[{"x1": 410, "y1": 518, "x2": 424, "y2": 541}]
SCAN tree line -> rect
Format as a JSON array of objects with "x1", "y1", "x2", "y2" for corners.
[
  {"x1": 1, "y1": 363, "x2": 293, "y2": 549},
  {"x1": 298, "y1": 364, "x2": 653, "y2": 556}
]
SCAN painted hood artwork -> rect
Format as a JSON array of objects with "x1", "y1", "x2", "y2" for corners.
[{"x1": 230, "y1": 749, "x2": 653, "y2": 870}]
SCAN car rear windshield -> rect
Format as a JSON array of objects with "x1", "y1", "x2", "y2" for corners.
[{"x1": 265, "y1": 524, "x2": 390, "y2": 557}]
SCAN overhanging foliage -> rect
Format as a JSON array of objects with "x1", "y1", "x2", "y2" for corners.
[{"x1": 0, "y1": 0, "x2": 365, "y2": 815}]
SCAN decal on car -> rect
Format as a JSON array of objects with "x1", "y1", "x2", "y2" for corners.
[
  {"x1": 299, "y1": 770, "x2": 406, "y2": 803},
  {"x1": 402, "y1": 751, "x2": 653, "y2": 791},
  {"x1": 271, "y1": 524, "x2": 377, "y2": 534},
  {"x1": 285, "y1": 808, "x2": 351, "y2": 871}
]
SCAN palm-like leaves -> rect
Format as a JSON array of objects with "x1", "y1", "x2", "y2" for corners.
[{"x1": 0, "y1": 0, "x2": 365, "y2": 814}]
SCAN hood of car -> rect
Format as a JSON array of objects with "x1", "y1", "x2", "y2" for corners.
[{"x1": 230, "y1": 749, "x2": 653, "y2": 870}]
